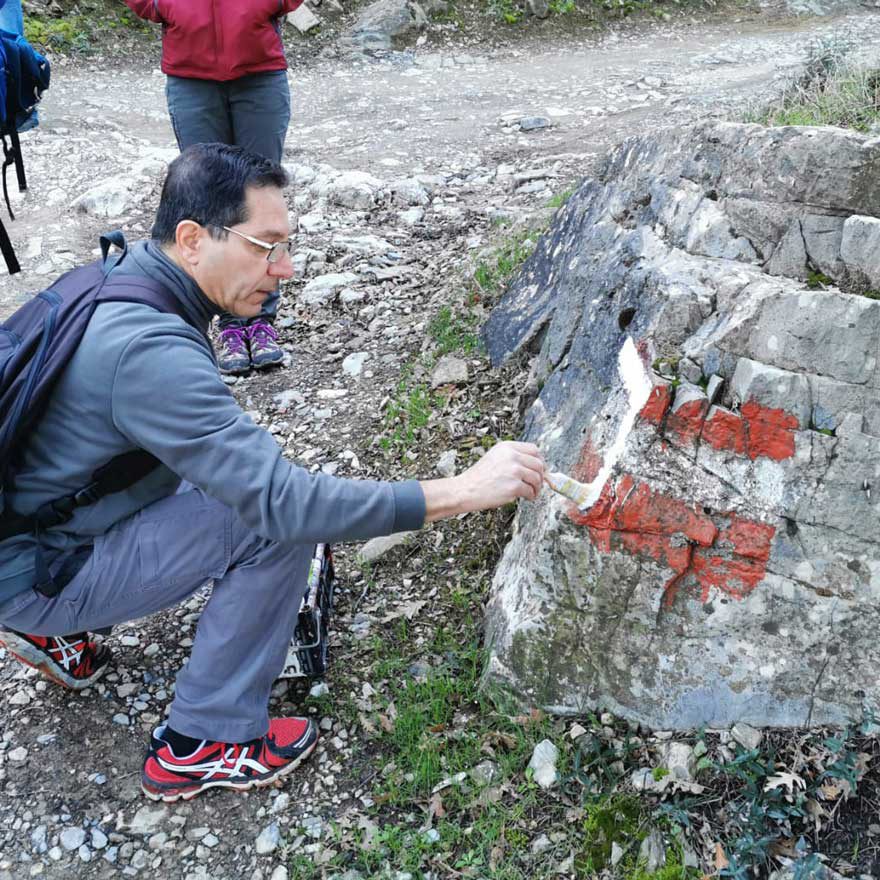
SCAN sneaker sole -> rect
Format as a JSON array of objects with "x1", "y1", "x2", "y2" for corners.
[
  {"x1": 251, "y1": 356, "x2": 284, "y2": 370},
  {"x1": 0, "y1": 631, "x2": 107, "y2": 690},
  {"x1": 140, "y1": 736, "x2": 318, "y2": 803}
]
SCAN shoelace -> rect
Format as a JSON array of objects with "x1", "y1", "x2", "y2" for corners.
[
  {"x1": 218, "y1": 327, "x2": 248, "y2": 354},
  {"x1": 246, "y1": 322, "x2": 277, "y2": 348}
]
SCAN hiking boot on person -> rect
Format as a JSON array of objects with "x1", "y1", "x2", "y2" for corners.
[
  {"x1": 0, "y1": 629, "x2": 111, "y2": 690},
  {"x1": 246, "y1": 320, "x2": 284, "y2": 370},
  {"x1": 216, "y1": 326, "x2": 251, "y2": 375},
  {"x1": 141, "y1": 717, "x2": 319, "y2": 802}
]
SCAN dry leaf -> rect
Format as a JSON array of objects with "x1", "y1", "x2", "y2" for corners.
[
  {"x1": 484, "y1": 731, "x2": 517, "y2": 750},
  {"x1": 820, "y1": 781, "x2": 842, "y2": 801},
  {"x1": 714, "y1": 843, "x2": 729, "y2": 871},
  {"x1": 381, "y1": 599, "x2": 426, "y2": 622},
  {"x1": 764, "y1": 771, "x2": 806, "y2": 793},
  {"x1": 359, "y1": 713, "x2": 377, "y2": 735},
  {"x1": 358, "y1": 816, "x2": 379, "y2": 850},
  {"x1": 769, "y1": 838, "x2": 799, "y2": 858},
  {"x1": 428, "y1": 792, "x2": 446, "y2": 820},
  {"x1": 489, "y1": 841, "x2": 505, "y2": 871},
  {"x1": 805, "y1": 798, "x2": 827, "y2": 833}
]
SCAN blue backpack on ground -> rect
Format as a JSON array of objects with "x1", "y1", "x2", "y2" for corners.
[
  {"x1": 0, "y1": 233, "x2": 195, "y2": 551},
  {"x1": 0, "y1": 14, "x2": 51, "y2": 274}
]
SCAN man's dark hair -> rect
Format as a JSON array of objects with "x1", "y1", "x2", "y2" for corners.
[{"x1": 152, "y1": 143, "x2": 289, "y2": 244}]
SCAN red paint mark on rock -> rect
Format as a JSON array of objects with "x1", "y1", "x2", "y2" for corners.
[
  {"x1": 690, "y1": 513, "x2": 775, "y2": 602},
  {"x1": 641, "y1": 391, "x2": 797, "y2": 463},
  {"x1": 639, "y1": 384, "x2": 673, "y2": 425},
  {"x1": 702, "y1": 407, "x2": 747, "y2": 456},
  {"x1": 740, "y1": 401, "x2": 798, "y2": 461},
  {"x1": 667, "y1": 398, "x2": 710, "y2": 452},
  {"x1": 566, "y1": 475, "x2": 775, "y2": 606}
]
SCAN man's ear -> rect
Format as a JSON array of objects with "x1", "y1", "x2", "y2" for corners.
[{"x1": 175, "y1": 220, "x2": 206, "y2": 267}]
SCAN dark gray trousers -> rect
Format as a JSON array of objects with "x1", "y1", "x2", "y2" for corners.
[
  {"x1": 0, "y1": 487, "x2": 311, "y2": 743},
  {"x1": 165, "y1": 71, "x2": 292, "y2": 329}
]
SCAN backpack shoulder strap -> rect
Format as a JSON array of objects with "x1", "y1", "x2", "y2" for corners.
[
  {"x1": 97, "y1": 275, "x2": 196, "y2": 329},
  {"x1": 0, "y1": 213, "x2": 19, "y2": 274}
]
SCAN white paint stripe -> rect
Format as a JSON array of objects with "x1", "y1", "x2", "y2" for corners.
[{"x1": 547, "y1": 336, "x2": 653, "y2": 512}]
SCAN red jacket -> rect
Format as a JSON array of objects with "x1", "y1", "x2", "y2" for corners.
[{"x1": 124, "y1": 0, "x2": 303, "y2": 82}]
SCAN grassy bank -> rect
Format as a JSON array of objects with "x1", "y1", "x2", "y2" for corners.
[{"x1": 748, "y1": 34, "x2": 880, "y2": 133}]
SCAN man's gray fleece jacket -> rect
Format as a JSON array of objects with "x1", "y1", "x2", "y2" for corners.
[{"x1": 0, "y1": 241, "x2": 426, "y2": 603}]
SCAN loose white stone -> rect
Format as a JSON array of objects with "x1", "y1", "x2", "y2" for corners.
[
  {"x1": 434, "y1": 449, "x2": 457, "y2": 477},
  {"x1": 342, "y1": 352, "x2": 369, "y2": 377},
  {"x1": 527, "y1": 739, "x2": 559, "y2": 789},
  {"x1": 731, "y1": 722, "x2": 762, "y2": 752},
  {"x1": 60, "y1": 828, "x2": 87, "y2": 851},
  {"x1": 129, "y1": 806, "x2": 166, "y2": 836},
  {"x1": 255, "y1": 822, "x2": 281, "y2": 855}
]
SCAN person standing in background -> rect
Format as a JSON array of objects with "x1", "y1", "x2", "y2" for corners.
[
  {"x1": 0, "y1": 0, "x2": 39, "y2": 131},
  {"x1": 0, "y1": 0, "x2": 23, "y2": 33},
  {"x1": 124, "y1": 0, "x2": 303, "y2": 375}
]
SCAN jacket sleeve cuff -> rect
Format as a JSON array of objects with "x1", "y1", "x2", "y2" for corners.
[{"x1": 391, "y1": 480, "x2": 426, "y2": 533}]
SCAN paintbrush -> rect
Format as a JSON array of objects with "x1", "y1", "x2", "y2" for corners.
[{"x1": 543, "y1": 336, "x2": 652, "y2": 512}]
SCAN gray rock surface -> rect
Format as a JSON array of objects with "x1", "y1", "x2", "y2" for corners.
[
  {"x1": 483, "y1": 122, "x2": 880, "y2": 729},
  {"x1": 342, "y1": 0, "x2": 428, "y2": 53}
]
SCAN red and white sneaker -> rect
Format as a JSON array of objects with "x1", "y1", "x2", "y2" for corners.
[
  {"x1": 0, "y1": 629, "x2": 111, "y2": 690},
  {"x1": 141, "y1": 718, "x2": 319, "y2": 802}
]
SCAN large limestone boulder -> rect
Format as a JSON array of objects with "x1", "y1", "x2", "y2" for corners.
[{"x1": 483, "y1": 122, "x2": 880, "y2": 729}]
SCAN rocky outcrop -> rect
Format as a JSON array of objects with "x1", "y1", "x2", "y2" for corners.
[
  {"x1": 483, "y1": 121, "x2": 880, "y2": 729},
  {"x1": 340, "y1": 0, "x2": 429, "y2": 54}
]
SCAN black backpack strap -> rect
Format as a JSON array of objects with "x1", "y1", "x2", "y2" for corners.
[
  {"x1": 1, "y1": 133, "x2": 15, "y2": 220},
  {"x1": 98, "y1": 275, "x2": 199, "y2": 331},
  {"x1": 99, "y1": 230, "x2": 127, "y2": 272},
  {"x1": 0, "y1": 212, "x2": 19, "y2": 274},
  {"x1": 0, "y1": 450, "x2": 161, "y2": 542},
  {"x1": 7, "y1": 120, "x2": 26, "y2": 193}
]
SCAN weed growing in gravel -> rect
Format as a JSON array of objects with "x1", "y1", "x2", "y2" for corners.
[
  {"x1": 380, "y1": 377, "x2": 437, "y2": 453},
  {"x1": 546, "y1": 186, "x2": 576, "y2": 208},
  {"x1": 747, "y1": 34, "x2": 880, "y2": 133},
  {"x1": 472, "y1": 229, "x2": 537, "y2": 304},
  {"x1": 489, "y1": 0, "x2": 525, "y2": 23},
  {"x1": 429, "y1": 305, "x2": 482, "y2": 355}
]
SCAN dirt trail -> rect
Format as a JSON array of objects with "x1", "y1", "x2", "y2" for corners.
[
  {"x1": 1, "y1": 9, "x2": 879, "y2": 880},
  {"x1": 3, "y1": 10, "x2": 879, "y2": 312}
]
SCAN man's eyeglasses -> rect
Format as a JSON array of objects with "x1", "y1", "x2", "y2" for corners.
[{"x1": 222, "y1": 226, "x2": 292, "y2": 263}]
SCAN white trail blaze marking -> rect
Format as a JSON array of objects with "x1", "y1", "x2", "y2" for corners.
[{"x1": 545, "y1": 336, "x2": 652, "y2": 511}]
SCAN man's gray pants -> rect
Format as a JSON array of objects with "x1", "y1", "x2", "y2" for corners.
[
  {"x1": 0, "y1": 487, "x2": 310, "y2": 743},
  {"x1": 165, "y1": 71, "x2": 291, "y2": 329}
]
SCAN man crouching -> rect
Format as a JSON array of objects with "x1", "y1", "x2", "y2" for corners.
[{"x1": 0, "y1": 144, "x2": 545, "y2": 802}]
